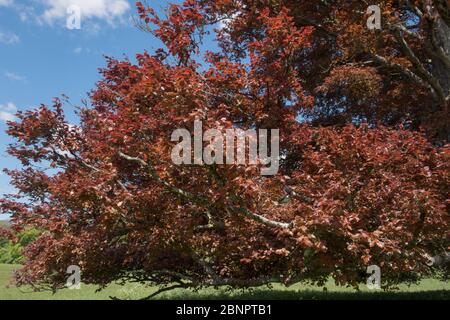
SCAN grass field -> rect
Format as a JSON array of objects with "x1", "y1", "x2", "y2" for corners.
[{"x1": 0, "y1": 264, "x2": 449, "y2": 300}]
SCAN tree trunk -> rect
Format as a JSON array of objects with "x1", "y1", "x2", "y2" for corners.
[
  {"x1": 432, "y1": 18, "x2": 450, "y2": 142},
  {"x1": 432, "y1": 18, "x2": 450, "y2": 95}
]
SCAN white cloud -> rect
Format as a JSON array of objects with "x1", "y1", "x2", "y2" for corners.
[
  {"x1": 5, "y1": 71, "x2": 26, "y2": 82},
  {"x1": 217, "y1": 12, "x2": 241, "y2": 30},
  {"x1": 0, "y1": 31, "x2": 20, "y2": 44},
  {"x1": 73, "y1": 46, "x2": 92, "y2": 54},
  {"x1": 40, "y1": 0, "x2": 131, "y2": 25},
  {"x1": 0, "y1": 0, "x2": 13, "y2": 7},
  {"x1": 1, "y1": 102, "x2": 16, "y2": 112},
  {"x1": 0, "y1": 102, "x2": 17, "y2": 123}
]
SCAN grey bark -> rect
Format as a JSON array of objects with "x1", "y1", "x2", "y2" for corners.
[
  {"x1": 432, "y1": 18, "x2": 450, "y2": 96},
  {"x1": 431, "y1": 17, "x2": 450, "y2": 142}
]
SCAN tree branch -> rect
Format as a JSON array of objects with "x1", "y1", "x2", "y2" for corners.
[
  {"x1": 391, "y1": 24, "x2": 447, "y2": 105},
  {"x1": 370, "y1": 54, "x2": 432, "y2": 90},
  {"x1": 118, "y1": 152, "x2": 293, "y2": 229},
  {"x1": 118, "y1": 152, "x2": 200, "y2": 202},
  {"x1": 229, "y1": 206, "x2": 293, "y2": 229},
  {"x1": 139, "y1": 284, "x2": 191, "y2": 300}
]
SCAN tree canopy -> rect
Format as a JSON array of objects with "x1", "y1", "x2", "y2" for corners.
[{"x1": 0, "y1": 0, "x2": 449, "y2": 294}]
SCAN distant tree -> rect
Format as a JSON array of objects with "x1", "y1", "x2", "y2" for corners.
[
  {"x1": 0, "y1": 1, "x2": 448, "y2": 295},
  {"x1": 0, "y1": 227, "x2": 40, "y2": 264}
]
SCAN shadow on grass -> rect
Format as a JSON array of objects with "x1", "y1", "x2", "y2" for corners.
[{"x1": 160, "y1": 289, "x2": 450, "y2": 300}]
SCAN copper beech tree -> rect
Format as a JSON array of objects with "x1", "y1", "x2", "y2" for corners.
[{"x1": 1, "y1": 0, "x2": 449, "y2": 295}]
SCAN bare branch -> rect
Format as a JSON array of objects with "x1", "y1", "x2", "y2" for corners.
[
  {"x1": 118, "y1": 152, "x2": 294, "y2": 229},
  {"x1": 391, "y1": 26, "x2": 447, "y2": 104},
  {"x1": 139, "y1": 284, "x2": 191, "y2": 300},
  {"x1": 371, "y1": 54, "x2": 432, "y2": 90},
  {"x1": 194, "y1": 210, "x2": 222, "y2": 232},
  {"x1": 229, "y1": 206, "x2": 293, "y2": 229},
  {"x1": 118, "y1": 152, "x2": 198, "y2": 202}
]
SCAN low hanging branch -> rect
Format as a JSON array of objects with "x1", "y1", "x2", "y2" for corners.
[{"x1": 117, "y1": 152, "x2": 294, "y2": 230}]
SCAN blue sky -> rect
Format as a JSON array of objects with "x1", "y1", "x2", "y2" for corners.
[{"x1": 1, "y1": 0, "x2": 217, "y2": 219}]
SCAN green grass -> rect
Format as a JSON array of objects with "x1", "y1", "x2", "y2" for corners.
[{"x1": 0, "y1": 264, "x2": 449, "y2": 300}]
